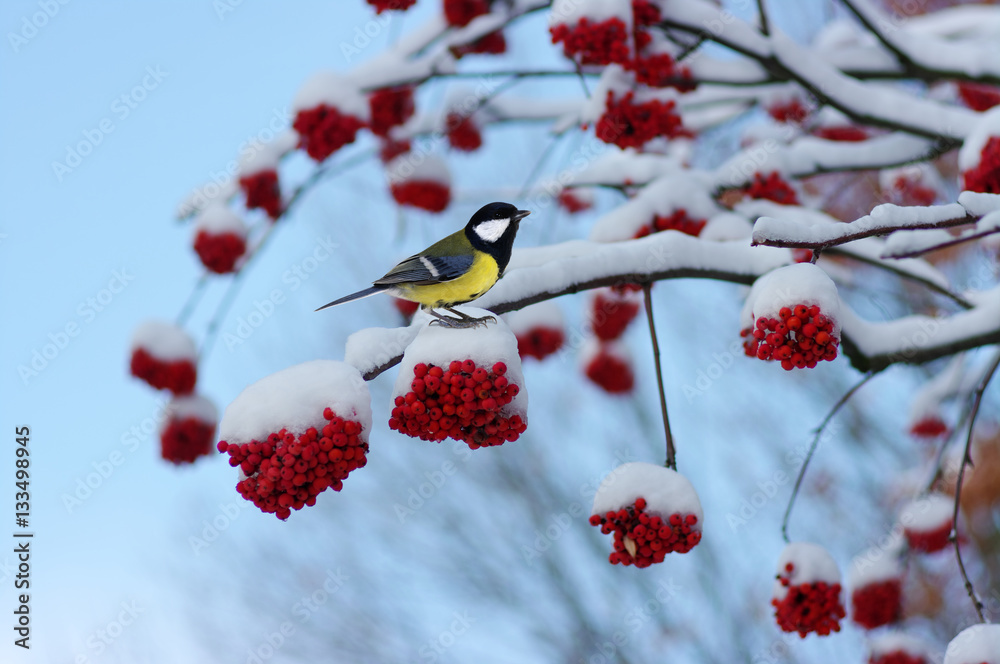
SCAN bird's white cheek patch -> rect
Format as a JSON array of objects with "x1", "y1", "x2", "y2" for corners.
[{"x1": 475, "y1": 218, "x2": 510, "y2": 243}]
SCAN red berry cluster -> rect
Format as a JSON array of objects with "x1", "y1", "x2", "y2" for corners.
[
  {"x1": 557, "y1": 189, "x2": 592, "y2": 214},
  {"x1": 368, "y1": 86, "x2": 415, "y2": 137},
  {"x1": 393, "y1": 297, "x2": 420, "y2": 319},
  {"x1": 367, "y1": 0, "x2": 417, "y2": 13},
  {"x1": 516, "y1": 327, "x2": 564, "y2": 361},
  {"x1": 772, "y1": 563, "x2": 845, "y2": 637},
  {"x1": 957, "y1": 81, "x2": 1000, "y2": 112},
  {"x1": 130, "y1": 348, "x2": 197, "y2": 395},
  {"x1": 887, "y1": 175, "x2": 937, "y2": 207},
  {"x1": 193, "y1": 230, "x2": 246, "y2": 275},
  {"x1": 745, "y1": 171, "x2": 800, "y2": 206},
  {"x1": 451, "y1": 30, "x2": 506, "y2": 58},
  {"x1": 585, "y1": 348, "x2": 634, "y2": 394},
  {"x1": 851, "y1": 579, "x2": 902, "y2": 630},
  {"x1": 592, "y1": 290, "x2": 640, "y2": 340},
  {"x1": 217, "y1": 408, "x2": 368, "y2": 520},
  {"x1": 909, "y1": 416, "x2": 948, "y2": 439},
  {"x1": 768, "y1": 98, "x2": 810, "y2": 124},
  {"x1": 390, "y1": 181, "x2": 451, "y2": 212},
  {"x1": 814, "y1": 125, "x2": 869, "y2": 142},
  {"x1": 588, "y1": 497, "x2": 702, "y2": 568},
  {"x1": 293, "y1": 104, "x2": 366, "y2": 162},
  {"x1": 596, "y1": 91, "x2": 687, "y2": 149},
  {"x1": 550, "y1": 17, "x2": 630, "y2": 66},
  {"x1": 631, "y1": 53, "x2": 695, "y2": 91},
  {"x1": 634, "y1": 208, "x2": 707, "y2": 238},
  {"x1": 869, "y1": 652, "x2": 927, "y2": 664},
  {"x1": 160, "y1": 416, "x2": 215, "y2": 464},
  {"x1": 444, "y1": 0, "x2": 489, "y2": 27},
  {"x1": 741, "y1": 304, "x2": 839, "y2": 370},
  {"x1": 904, "y1": 519, "x2": 952, "y2": 553},
  {"x1": 389, "y1": 360, "x2": 526, "y2": 449},
  {"x1": 963, "y1": 136, "x2": 1000, "y2": 194},
  {"x1": 379, "y1": 139, "x2": 412, "y2": 164},
  {"x1": 446, "y1": 113, "x2": 483, "y2": 152},
  {"x1": 239, "y1": 169, "x2": 282, "y2": 219}
]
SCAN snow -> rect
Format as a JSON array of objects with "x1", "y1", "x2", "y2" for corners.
[
  {"x1": 700, "y1": 213, "x2": 753, "y2": 242},
  {"x1": 958, "y1": 106, "x2": 1000, "y2": 171},
  {"x1": 238, "y1": 130, "x2": 297, "y2": 176},
  {"x1": 943, "y1": 623, "x2": 1000, "y2": 664},
  {"x1": 390, "y1": 308, "x2": 528, "y2": 419},
  {"x1": 386, "y1": 153, "x2": 451, "y2": 185},
  {"x1": 131, "y1": 320, "x2": 197, "y2": 361},
  {"x1": 832, "y1": 238, "x2": 951, "y2": 291},
  {"x1": 505, "y1": 301, "x2": 564, "y2": 335},
  {"x1": 549, "y1": 0, "x2": 632, "y2": 27},
  {"x1": 591, "y1": 462, "x2": 703, "y2": 525},
  {"x1": 176, "y1": 179, "x2": 239, "y2": 219},
  {"x1": 660, "y1": 0, "x2": 772, "y2": 58},
  {"x1": 909, "y1": 355, "x2": 964, "y2": 426},
  {"x1": 958, "y1": 191, "x2": 1000, "y2": 217},
  {"x1": 773, "y1": 542, "x2": 841, "y2": 600},
  {"x1": 579, "y1": 336, "x2": 629, "y2": 368},
  {"x1": 740, "y1": 263, "x2": 841, "y2": 333},
  {"x1": 849, "y1": 546, "x2": 902, "y2": 588},
  {"x1": 869, "y1": 632, "x2": 934, "y2": 659},
  {"x1": 883, "y1": 209, "x2": 1000, "y2": 258},
  {"x1": 345, "y1": 322, "x2": 423, "y2": 379},
  {"x1": 292, "y1": 70, "x2": 370, "y2": 121},
  {"x1": 219, "y1": 360, "x2": 372, "y2": 446},
  {"x1": 569, "y1": 150, "x2": 682, "y2": 188},
  {"x1": 878, "y1": 162, "x2": 944, "y2": 195},
  {"x1": 904, "y1": 5, "x2": 1000, "y2": 40},
  {"x1": 589, "y1": 174, "x2": 722, "y2": 242},
  {"x1": 192, "y1": 204, "x2": 247, "y2": 237},
  {"x1": 164, "y1": 394, "x2": 217, "y2": 426},
  {"x1": 900, "y1": 493, "x2": 953, "y2": 533}
]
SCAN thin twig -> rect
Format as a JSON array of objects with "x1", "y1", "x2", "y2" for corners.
[
  {"x1": 951, "y1": 348, "x2": 1000, "y2": 622},
  {"x1": 781, "y1": 371, "x2": 875, "y2": 542},
  {"x1": 642, "y1": 283, "x2": 676, "y2": 470},
  {"x1": 175, "y1": 274, "x2": 210, "y2": 327},
  {"x1": 756, "y1": 0, "x2": 771, "y2": 36}
]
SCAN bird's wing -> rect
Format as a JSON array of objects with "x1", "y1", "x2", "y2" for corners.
[{"x1": 373, "y1": 254, "x2": 474, "y2": 286}]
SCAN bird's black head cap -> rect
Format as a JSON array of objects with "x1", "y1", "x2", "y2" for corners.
[{"x1": 465, "y1": 202, "x2": 530, "y2": 275}]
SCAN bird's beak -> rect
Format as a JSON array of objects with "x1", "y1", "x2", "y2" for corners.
[{"x1": 514, "y1": 210, "x2": 531, "y2": 222}]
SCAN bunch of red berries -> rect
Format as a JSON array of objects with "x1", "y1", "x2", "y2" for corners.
[
  {"x1": 591, "y1": 288, "x2": 640, "y2": 340},
  {"x1": 390, "y1": 360, "x2": 526, "y2": 449},
  {"x1": 851, "y1": 578, "x2": 902, "y2": 630},
  {"x1": 630, "y1": 53, "x2": 695, "y2": 90},
  {"x1": 239, "y1": 169, "x2": 282, "y2": 219},
  {"x1": 744, "y1": 171, "x2": 800, "y2": 206},
  {"x1": 550, "y1": 16, "x2": 630, "y2": 66},
  {"x1": 367, "y1": 0, "x2": 417, "y2": 14},
  {"x1": 596, "y1": 91, "x2": 686, "y2": 149},
  {"x1": 217, "y1": 408, "x2": 368, "y2": 520},
  {"x1": 451, "y1": 30, "x2": 507, "y2": 58},
  {"x1": 963, "y1": 136, "x2": 1000, "y2": 194},
  {"x1": 902, "y1": 496, "x2": 954, "y2": 554},
  {"x1": 773, "y1": 561, "x2": 846, "y2": 637},
  {"x1": 814, "y1": 125, "x2": 869, "y2": 142},
  {"x1": 869, "y1": 646, "x2": 929, "y2": 664},
  {"x1": 444, "y1": 0, "x2": 490, "y2": 27},
  {"x1": 590, "y1": 497, "x2": 701, "y2": 567},
  {"x1": 516, "y1": 327, "x2": 564, "y2": 361},
  {"x1": 368, "y1": 86, "x2": 415, "y2": 138},
  {"x1": 584, "y1": 342, "x2": 634, "y2": 394},
  {"x1": 446, "y1": 113, "x2": 483, "y2": 152},
  {"x1": 767, "y1": 98, "x2": 810, "y2": 124},
  {"x1": 390, "y1": 181, "x2": 452, "y2": 212},
  {"x1": 130, "y1": 322, "x2": 198, "y2": 395},
  {"x1": 293, "y1": 103, "x2": 366, "y2": 162},
  {"x1": 557, "y1": 188, "x2": 593, "y2": 214},
  {"x1": 379, "y1": 139, "x2": 412, "y2": 164},
  {"x1": 634, "y1": 208, "x2": 707, "y2": 238},
  {"x1": 957, "y1": 81, "x2": 1000, "y2": 112},
  {"x1": 742, "y1": 304, "x2": 839, "y2": 370},
  {"x1": 160, "y1": 398, "x2": 216, "y2": 465},
  {"x1": 909, "y1": 415, "x2": 948, "y2": 439},
  {"x1": 886, "y1": 174, "x2": 937, "y2": 207},
  {"x1": 193, "y1": 229, "x2": 246, "y2": 275}
]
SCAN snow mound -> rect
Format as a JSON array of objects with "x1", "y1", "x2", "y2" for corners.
[
  {"x1": 740, "y1": 263, "x2": 841, "y2": 332},
  {"x1": 292, "y1": 70, "x2": 369, "y2": 120},
  {"x1": 505, "y1": 301, "x2": 564, "y2": 335},
  {"x1": 550, "y1": 0, "x2": 632, "y2": 26},
  {"x1": 849, "y1": 547, "x2": 902, "y2": 587},
  {"x1": 901, "y1": 493, "x2": 953, "y2": 533},
  {"x1": 869, "y1": 632, "x2": 934, "y2": 659},
  {"x1": 193, "y1": 204, "x2": 247, "y2": 237},
  {"x1": 773, "y1": 542, "x2": 841, "y2": 600},
  {"x1": 345, "y1": 322, "x2": 423, "y2": 379},
  {"x1": 131, "y1": 320, "x2": 197, "y2": 361},
  {"x1": 589, "y1": 174, "x2": 721, "y2": 242},
  {"x1": 239, "y1": 130, "x2": 297, "y2": 176},
  {"x1": 944, "y1": 623, "x2": 1000, "y2": 664},
  {"x1": 164, "y1": 394, "x2": 217, "y2": 426},
  {"x1": 701, "y1": 212, "x2": 753, "y2": 241},
  {"x1": 591, "y1": 461, "x2": 703, "y2": 524},
  {"x1": 958, "y1": 106, "x2": 1000, "y2": 171},
  {"x1": 386, "y1": 153, "x2": 451, "y2": 185},
  {"x1": 219, "y1": 360, "x2": 372, "y2": 446}
]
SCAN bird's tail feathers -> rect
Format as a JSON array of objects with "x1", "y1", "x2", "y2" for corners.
[{"x1": 315, "y1": 286, "x2": 385, "y2": 312}]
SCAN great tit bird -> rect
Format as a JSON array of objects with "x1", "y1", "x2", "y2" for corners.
[{"x1": 317, "y1": 202, "x2": 531, "y2": 328}]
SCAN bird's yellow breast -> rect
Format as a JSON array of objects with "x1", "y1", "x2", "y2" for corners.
[{"x1": 396, "y1": 252, "x2": 500, "y2": 308}]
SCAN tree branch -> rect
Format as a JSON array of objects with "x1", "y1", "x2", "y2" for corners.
[{"x1": 642, "y1": 284, "x2": 676, "y2": 470}]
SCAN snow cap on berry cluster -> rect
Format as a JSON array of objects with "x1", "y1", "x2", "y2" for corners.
[
  {"x1": 385, "y1": 153, "x2": 452, "y2": 187},
  {"x1": 943, "y1": 623, "x2": 1000, "y2": 664},
  {"x1": 131, "y1": 320, "x2": 198, "y2": 362},
  {"x1": 849, "y1": 546, "x2": 903, "y2": 588},
  {"x1": 164, "y1": 394, "x2": 217, "y2": 429},
  {"x1": 958, "y1": 106, "x2": 1000, "y2": 172},
  {"x1": 581, "y1": 65, "x2": 685, "y2": 127},
  {"x1": 505, "y1": 301, "x2": 565, "y2": 338},
  {"x1": 238, "y1": 130, "x2": 298, "y2": 177},
  {"x1": 899, "y1": 493, "x2": 953, "y2": 537},
  {"x1": 549, "y1": 0, "x2": 632, "y2": 27},
  {"x1": 391, "y1": 308, "x2": 527, "y2": 419},
  {"x1": 869, "y1": 632, "x2": 934, "y2": 663},
  {"x1": 592, "y1": 462, "x2": 703, "y2": 526},
  {"x1": 589, "y1": 173, "x2": 721, "y2": 242},
  {"x1": 292, "y1": 70, "x2": 370, "y2": 122},
  {"x1": 193, "y1": 204, "x2": 248, "y2": 240},
  {"x1": 220, "y1": 360, "x2": 372, "y2": 447},
  {"x1": 740, "y1": 263, "x2": 841, "y2": 336},
  {"x1": 773, "y1": 542, "x2": 841, "y2": 601}
]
